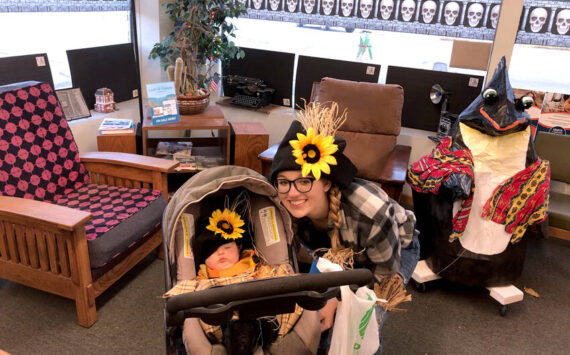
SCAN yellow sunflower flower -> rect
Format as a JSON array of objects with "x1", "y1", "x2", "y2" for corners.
[
  {"x1": 206, "y1": 208, "x2": 245, "y2": 240},
  {"x1": 289, "y1": 127, "x2": 338, "y2": 180}
]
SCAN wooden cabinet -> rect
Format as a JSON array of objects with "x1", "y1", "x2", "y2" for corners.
[
  {"x1": 97, "y1": 132, "x2": 136, "y2": 154},
  {"x1": 142, "y1": 105, "x2": 230, "y2": 172},
  {"x1": 230, "y1": 122, "x2": 269, "y2": 174}
]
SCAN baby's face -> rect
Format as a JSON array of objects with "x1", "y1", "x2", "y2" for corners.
[{"x1": 205, "y1": 242, "x2": 240, "y2": 271}]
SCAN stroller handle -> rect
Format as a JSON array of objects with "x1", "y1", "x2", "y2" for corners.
[{"x1": 165, "y1": 269, "x2": 373, "y2": 326}]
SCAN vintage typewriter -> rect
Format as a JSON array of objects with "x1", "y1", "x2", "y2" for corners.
[{"x1": 224, "y1": 75, "x2": 275, "y2": 108}]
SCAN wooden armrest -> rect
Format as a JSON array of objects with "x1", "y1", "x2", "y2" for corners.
[
  {"x1": 378, "y1": 145, "x2": 411, "y2": 186},
  {"x1": 0, "y1": 196, "x2": 91, "y2": 231},
  {"x1": 80, "y1": 152, "x2": 178, "y2": 172}
]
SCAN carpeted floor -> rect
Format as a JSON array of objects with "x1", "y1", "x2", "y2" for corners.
[{"x1": 1, "y1": 234, "x2": 568, "y2": 355}]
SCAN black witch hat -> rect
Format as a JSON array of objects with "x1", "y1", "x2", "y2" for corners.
[
  {"x1": 269, "y1": 103, "x2": 357, "y2": 188},
  {"x1": 457, "y1": 57, "x2": 533, "y2": 136}
]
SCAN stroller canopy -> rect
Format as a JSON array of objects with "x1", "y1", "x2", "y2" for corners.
[{"x1": 163, "y1": 166, "x2": 295, "y2": 280}]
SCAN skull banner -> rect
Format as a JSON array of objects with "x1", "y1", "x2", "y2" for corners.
[
  {"x1": 340, "y1": 0, "x2": 354, "y2": 17},
  {"x1": 527, "y1": 7, "x2": 549, "y2": 33},
  {"x1": 320, "y1": 0, "x2": 336, "y2": 16},
  {"x1": 268, "y1": 0, "x2": 281, "y2": 11},
  {"x1": 285, "y1": 0, "x2": 299, "y2": 12},
  {"x1": 378, "y1": 0, "x2": 395, "y2": 20},
  {"x1": 420, "y1": 0, "x2": 438, "y2": 24},
  {"x1": 399, "y1": 0, "x2": 416, "y2": 22},
  {"x1": 487, "y1": 4, "x2": 500, "y2": 29},
  {"x1": 441, "y1": 1, "x2": 461, "y2": 26},
  {"x1": 302, "y1": 0, "x2": 316, "y2": 14},
  {"x1": 464, "y1": 2, "x2": 485, "y2": 28},
  {"x1": 554, "y1": 8, "x2": 570, "y2": 35},
  {"x1": 358, "y1": 0, "x2": 375, "y2": 19},
  {"x1": 237, "y1": 0, "x2": 569, "y2": 49},
  {"x1": 251, "y1": 0, "x2": 265, "y2": 10}
]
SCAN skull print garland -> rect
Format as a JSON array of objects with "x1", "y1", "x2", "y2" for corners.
[
  {"x1": 400, "y1": 0, "x2": 416, "y2": 22},
  {"x1": 269, "y1": 0, "x2": 280, "y2": 11},
  {"x1": 289, "y1": 102, "x2": 347, "y2": 181},
  {"x1": 359, "y1": 0, "x2": 373, "y2": 19},
  {"x1": 466, "y1": 3, "x2": 484, "y2": 27},
  {"x1": 303, "y1": 0, "x2": 316, "y2": 13},
  {"x1": 421, "y1": 0, "x2": 436, "y2": 23},
  {"x1": 529, "y1": 7, "x2": 548, "y2": 33},
  {"x1": 556, "y1": 9, "x2": 570, "y2": 35},
  {"x1": 340, "y1": 0, "x2": 354, "y2": 17},
  {"x1": 489, "y1": 4, "x2": 500, "y2": 29},
  {"x1": 443, "y1": 1, "x2": 460, "y2": 25},
  {"x1": 379, "y1": 0, "x2": 394, "y2": 20}
]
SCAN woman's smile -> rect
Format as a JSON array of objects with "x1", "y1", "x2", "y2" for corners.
[
  {"x1": 289, "y1": 199, "x2": 307, "y2": 206},
  {"x1": 276, "y1": 170, "x2": 331, "y2": 221}
]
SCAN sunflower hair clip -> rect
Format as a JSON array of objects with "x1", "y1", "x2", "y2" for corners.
[
  {"x1": 206, "y1": 208, "x2": 245, "y2": 240},
  {"x1": 289, "y1": 101, "x2": 348, "y2": 180}
]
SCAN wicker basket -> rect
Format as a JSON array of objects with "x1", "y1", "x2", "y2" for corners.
[{"x1": 177, "y1": 93, "x2": 210, "y2": 115}]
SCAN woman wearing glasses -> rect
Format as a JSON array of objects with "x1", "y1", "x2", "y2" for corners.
[{"x1": 269, "y1": 105, "x2": 419, "y2": 353}]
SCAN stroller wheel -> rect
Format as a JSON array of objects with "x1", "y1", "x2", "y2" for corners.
[
  {"x1": 413, "y1": 280, "x2": 427, "y2": 293},
  {"x1": 499, "y1": 305, "x2": 508, "y2": 317}
]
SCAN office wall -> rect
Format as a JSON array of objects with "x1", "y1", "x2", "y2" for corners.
[{"x1": 68, "y1": 2, "x2": 438, "y2": 199}]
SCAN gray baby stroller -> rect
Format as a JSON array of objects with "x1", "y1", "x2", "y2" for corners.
[{"x1": 162, "y1": 166, "x2": 372, "y2": 354}]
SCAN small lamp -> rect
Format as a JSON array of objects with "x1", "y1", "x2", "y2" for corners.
[{"x1": 429, "y1": 84, "x2": 455, "y2": 142}]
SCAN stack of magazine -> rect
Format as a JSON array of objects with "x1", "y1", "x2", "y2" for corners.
[
  {"x1": 98, "y1": 118, "x2": 135, "y2": 135},
  {"x1": 154, "y1": 141, "x2": 195, "y2": 171},
  {"x1": 153, "y1": 141, "x2": 225, "y2": 171}
]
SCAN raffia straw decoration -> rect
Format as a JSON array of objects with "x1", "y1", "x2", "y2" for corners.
[
  {"x1": 374, "y1": 275, "x2": 412, "y2": 315},
  {"x1": 314, "y1": 247, "x2": 360, "y2": 270},
  {"x1": 296, "y1": 100, "x2": 348, "y2": 137}
]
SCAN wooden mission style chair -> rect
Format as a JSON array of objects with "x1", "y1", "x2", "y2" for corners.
[
  {"x1": 259, "y1": 77, "x2": 411, "y2": 202},
  {"x1": 0, "y1": 81, "x2": 177, "y2": 327}
]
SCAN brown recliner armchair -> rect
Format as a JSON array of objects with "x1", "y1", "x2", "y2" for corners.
[{"x1": 260, "y1": 77, "x2": 411, "y2": 201}]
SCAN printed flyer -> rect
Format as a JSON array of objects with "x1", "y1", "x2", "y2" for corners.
[
  {"x1": 538, "y1": 92, "x2": 570, "y2": 135},
  {"x1": 146, "y1": 82, "x2": 179, "y2": 126}
]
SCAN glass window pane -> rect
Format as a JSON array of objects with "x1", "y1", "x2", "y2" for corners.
[
  {"x1": 510, "y1": 44, "x2": 570, "y2": 94},
  {"x1": 230, "y1": 18, "x2": 485, "y2": 76},
  {"x1": 0, "y1": 11, "x2": 131, "y2": 89}
]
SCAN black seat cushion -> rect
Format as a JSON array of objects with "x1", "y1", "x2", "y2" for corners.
[{"x1": 53, "y1": 184, "x2": 166, "y2": 268}]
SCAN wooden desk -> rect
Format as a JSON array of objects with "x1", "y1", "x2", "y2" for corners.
[{"x1": 142, "y1": 105, "x2": 230, "y2": 170}]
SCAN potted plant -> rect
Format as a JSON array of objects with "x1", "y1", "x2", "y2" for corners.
[{"x1": 149, "y1": 0, "x2": 246, "y2": 114}]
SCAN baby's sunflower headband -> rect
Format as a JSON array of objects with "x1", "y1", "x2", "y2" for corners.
[
  {"x1": 205, "y1": 191, "x2": 250, "y2": 240},
  {"x1": 289, "y1": 101, "x2": 348, "y2": 181},
  {"x1": 206, "y1": 208, "x2": 245, "y2": 240}
]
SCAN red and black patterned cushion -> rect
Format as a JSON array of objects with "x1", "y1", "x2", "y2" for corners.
[
  {"x1": 53, "y1": 184, "x2": 163, "y2": 241},
  {"x1": 0, "y1": 82, "x2": 89, "y2": 202}
]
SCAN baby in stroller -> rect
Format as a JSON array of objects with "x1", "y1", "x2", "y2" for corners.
[
  {"x1": 162, "y1": 166, "x2": 372, "y2": 355},
  {"x1": 165, "y1": 199, "x2": 303, "y2": 354}
]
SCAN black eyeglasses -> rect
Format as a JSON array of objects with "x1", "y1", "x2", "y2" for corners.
[{"x1": 274, "y1": 177, "x2": 315, "y2": 193}]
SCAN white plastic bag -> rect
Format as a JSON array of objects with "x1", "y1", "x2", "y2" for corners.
[{"x1": 328, "y1": 285, "x2": 380, "y2": 355}]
